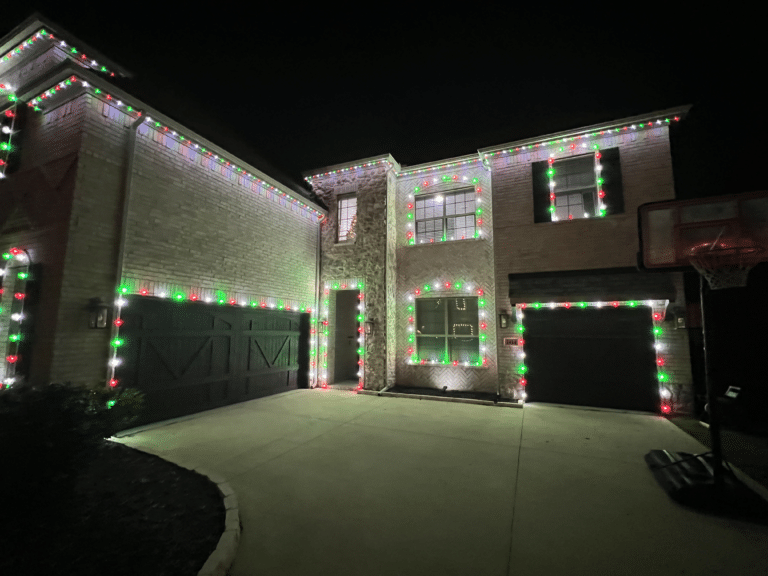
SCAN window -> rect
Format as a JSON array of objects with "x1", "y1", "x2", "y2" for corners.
[
  {"x1": 532, "y1": 148, "x2": 624, "y2": 223},
  {"x1": 338, "y1": 195, "x2": 357, "y2": 241},
  {"x1": 415, "y1": 189, "x2": 475, "y2": 243},
  {"x1": 416, "y1": 297, "x2": 479, "y2": 363}
]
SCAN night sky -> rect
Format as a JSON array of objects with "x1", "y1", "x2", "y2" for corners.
[{"x1": 5, "y1": 6, "x2": 760, "y2": 199}]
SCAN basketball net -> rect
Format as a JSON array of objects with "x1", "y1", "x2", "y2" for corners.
[{"x1": 687, "y1": 228, "x2": 765, "y2": 290}]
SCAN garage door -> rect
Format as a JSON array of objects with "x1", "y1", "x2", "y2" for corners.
[
  {"x1": 524, "y1": 306, "x2": 657, "y2": 411},
  {"x1": 116, "y1": 298, "x2": 309, "y2": 426}
]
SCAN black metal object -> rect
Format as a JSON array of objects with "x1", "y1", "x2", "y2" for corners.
[
  {"x1": 645, "y1": 450, "x2": 768, "y2": 524},
  {"x1": 645, "y1": 276, "x2": 768, "y2": 520},
  {"x1": 116, "y1": 298, "x2": 309, "y2": 426}
]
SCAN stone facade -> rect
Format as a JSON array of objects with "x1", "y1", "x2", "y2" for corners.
[{"x1": 310, "y1": 161, "x2": 392, "y2": 390}]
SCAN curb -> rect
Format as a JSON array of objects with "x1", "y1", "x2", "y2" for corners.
[
  {"x1": 359, "y1": 389, "x2": 523, "y2": 409},
  {"x1": 193, "y1": 468, "x2": 241, "y2": 576}
]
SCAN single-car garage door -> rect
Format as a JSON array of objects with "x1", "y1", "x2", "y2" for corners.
[
  {"x1": 524, "y1": 306, "x2": 657, "y2": 411},
  {"x1": 116, "y1": 298, "x2": 309, "y2": 426}
]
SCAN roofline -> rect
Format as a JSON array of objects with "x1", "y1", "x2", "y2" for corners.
[
  {"x1": 478, "y1": 105, "x2": 692, "y2": 156},
  {"x1": 0, "y1": 12, "x2": 132, "y2": 78},
  {"x1": 396, "y1": 152, "x2": 486, "y2": 177},
  {"x1": 18, "y1": 64, "x2": 326, "y2": 216},
  {"x1": 302, "y1": 154, "x2": 400, "y2": 181}
]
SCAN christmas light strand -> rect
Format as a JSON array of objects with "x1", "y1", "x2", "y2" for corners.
[
  {"x1": 25, "y1": 75, "x2": 325, "y2": 220},
  {"x1": 483, "y1": 117, "x2": 681, "y2": 160},
  {"x1": 406, "y1": 281, "x2": 489, "y2": 367},
  {"x1": 304, "y1": 159, "x2": 393, "y2": 181},
  {"x1": 512, "y1": 299, "x2": 671, "y2": 411},
  {"x1": 0, "y1": 247, "x2": 31, "y2": 389},
  {"x1": 397, "y1": 157, "x2": 483, "y2": 177},
  {"x1": 316, "y1": 279, "x2": 366, "y2": 390},
  {"x1": 1, "y1": 28, "x2": 120, "y2": 77},
  {"x1": 406, "y1": 175, "x2": 484, "y2": 245},
  {"x1": 546, "y1": 149, "x2": 606, "y2": 221},
  {"x1": 107, "y1": 282, "x2": 315, "y2": 389}
]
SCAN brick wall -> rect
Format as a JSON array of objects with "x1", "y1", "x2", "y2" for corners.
[
  {"x1": 394, "y1": 163, "x2": 499, "y2": 394},
  {"x1": 0, "y1": 85, "x2": 84, "y2": 385}
]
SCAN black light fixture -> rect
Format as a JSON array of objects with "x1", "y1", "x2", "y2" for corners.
[
  {"x1": 499, "y1": 312, "x2": 508, "y2": 329},
  {"x1": 364, "y1": 319, "x2": 374, "y2": 335},
  {"x1": 88, "y1": 297, "x2": 110, "y2": 329}
]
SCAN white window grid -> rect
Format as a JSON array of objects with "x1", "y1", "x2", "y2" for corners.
[
  {"x1": 415, "y1": 189, "x2": 476, "y2": 243},
  {"x1": 550, "y1": 154, "x2": 599, "y2": 221}
]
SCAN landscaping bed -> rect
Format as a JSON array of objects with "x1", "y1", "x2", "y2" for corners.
[{"x1": 0, "y1": 440, "x2": 224, "y2": 576}]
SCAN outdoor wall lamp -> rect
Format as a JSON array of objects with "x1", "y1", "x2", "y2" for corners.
[
  {"x1": 88, "y1": 297, "x2": 110, "y2": 329},
  {"x1": 364, "y1": 320, "x2": 374, "y2": 335},
  {"x1": 499, "y1": 313, "x2": 508, "y2": 329}
]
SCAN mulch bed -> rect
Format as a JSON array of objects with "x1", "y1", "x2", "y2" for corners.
[
  {"x1": 387, "y1": 385, "x2": 514, "y2": 403},
  {"x1": 0, "y1": 440, "x2": 225, "y2": 576}
]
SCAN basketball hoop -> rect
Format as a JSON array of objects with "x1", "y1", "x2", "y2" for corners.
[{"x1": 686, "y1": 232, "x2": 765, "y2": 290}]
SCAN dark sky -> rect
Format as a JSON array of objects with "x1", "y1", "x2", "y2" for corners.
[{"x1": 6, "y1": 6, "x2": 760, "y2": 199}]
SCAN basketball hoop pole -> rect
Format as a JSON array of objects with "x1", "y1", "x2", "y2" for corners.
[{"x1": 699, "y1": 274, "x2": 725, "y2": 488}]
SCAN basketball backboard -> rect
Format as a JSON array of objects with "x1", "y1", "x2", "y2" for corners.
[{"x1": 638, "y1": 191, "x2": 768, "y2": 272}]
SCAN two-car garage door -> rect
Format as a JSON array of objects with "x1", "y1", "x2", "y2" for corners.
[
  {"x1": 523, "y1": 306, "x2": 658, "y2": 411},
  {"x1": 116, "y1": 298, "x2": 309, "y2": 426}
]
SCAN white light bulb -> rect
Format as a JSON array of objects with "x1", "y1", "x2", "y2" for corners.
[
  {"x1": 521, "y1": 392, "x2": 527, "y2": 399},
  {"x1": 654, "y1": 343, "x2": 663, "y2": 351},
  {"x1": 116, "y1": 100, "x2": 122, "y2": 106},
  {"x1": 240, "y1": 301, "x2": 246, "y2": 306},
  {"x1": 159, "y1": 292, "x2": 167, "y2": 298},
  {"x1": 596, "y1": 302, "x2": 603, "y2": 308},
  {"x1": 60, "y1": 41, "x2": 66, "y2": 46},
  {"x1": 11, "y1": 313, "x2": 24, "y2": 321},
  {"x1": 109, "y1": 358, "x2": 122, "y2": 367},
  {"x1": 91, "y1": 60, "x2": 97, "y2": 66},
  {"x1": 595, "y1": 164, "x2": 602, "y2": 171},
  {"x1": 5, "y1": 377, "x2": 15, "y2": 385},
  {"x1": 549, "y1": 302, "x2": 556, "y2": 309},
  {"x1": 631, "y1": 124, "x2": 637, "y2": 129},
  {"x1": 115, "y1": 298, "x2": 127, "y2": 307},
  {"x1": 2, "y1": 126, "x2": 11, "y2": 134},
  {"x1": 552, "y1": 216, "x2": 559, "y2": 221},
  {"x1": 584, "y1": 213, "x2": 590, "y2": 218},
  {"x1": 660, "y1": 388, "x2": 671, "y2": 399},
  {"x1": 519, "y1": 352, "x2": 526, "y2": 359},
  {"x1": 82, "y1": 81, "x2": 89, "y2": 87},
  {"x1": 204, "y1": 297, "x2": 212, "y2": 303}
]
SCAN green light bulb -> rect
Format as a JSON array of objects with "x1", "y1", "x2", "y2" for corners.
[
  {"x1": 174, "y1": 292, "x2": 185, "y2": 301},
  {"x1": 653, "y1": 327, "x2": 663, "y2": 336},
  {"x1": 515, "y1": 324, "x2": 525, "y2": 333},
  {"x1": 533, "y1": 302, "x2": 541, "y2": 309},
  {"x1": 518, "y1": 364, "x2": 528, "y2": 374},
  {"x1": 548, "y1": 205, "x2": 556, "y2": 213},
  {"x1": 117, "y1": 284, "x2": 130, "y2": 294},
  {"x1": 17, "y1": 272, "x2": 28, "y2": 280},
  {"x1": 424, "y1": 285, "x2": 430, "y2": 291},
  {"x1": 111, "y1": 338, "x2": 124, "y2": 348},
  {"x1": 479, "y1": 299, "x2": 486, "y2": 307},
  {"x1": 2, "y1": 253, "x2": 10, "y2": 260},
  {"x1": 628, "y1": 301, "x2": 637, "y2": 307},
  {"x1": 658, "y1": 373, "x2": 669, "y2": 382},
  {"x1": 9, "y1": 334, "x2": 21, "y2": 342},
  {"x1": 357, "y1": 348, "x2": 365, "y2": 355}
]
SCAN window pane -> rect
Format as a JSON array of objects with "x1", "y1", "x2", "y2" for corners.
[
  {"x1": 417, "y1": 336, "x2": 447, "y2": 363},
  {"x1": 416, "y1": 298, "x2": 445, "y2": 335},
  {"x1": 447, "y1": 297, "x2": 478, "y2": 334},
  {"x1": 449, "y1": 337, "x2": 480, "y2": 363},
  {"x1": 416, "y1": 219, "x2": 443, "y2": 243},
  {"x1": 338, "y1": 196, "x2": 357, "y2": 241},
  {"x1": 446, "y1": 215, "x2": 475, "y2": 240}
]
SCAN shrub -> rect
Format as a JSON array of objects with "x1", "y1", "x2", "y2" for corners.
[{"x1": 0, "y1": 382, "x2": 145, "y2": 512}]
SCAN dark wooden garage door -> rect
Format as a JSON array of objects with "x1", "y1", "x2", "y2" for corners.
[
  {"x1": 524, "y1": 307, "x2": 657, "y2": 411},
  {"x1": 116, "y1": 298, "x2": 309, "y2": 426}
]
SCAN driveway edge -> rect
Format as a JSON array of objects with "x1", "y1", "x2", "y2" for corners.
[
  {"x1": 359, "y1": 389, "x2": 523, "y2": 408},
  {"x1": 195, "y1": 468, "x2": 241, "y2": 576}
]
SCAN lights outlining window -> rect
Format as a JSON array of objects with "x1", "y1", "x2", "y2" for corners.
[
  {"x1": 415, "y1": 189, "x2": 476, "y2": 243},
  {"x1": 548, "y1": 153, "x2": 600, "y2": 221},
  {"x1": 415, "y1": 297, "x2": 480, "y2": 364},
  {"x1": 337, "y1": 195, "x2": 357, "y2": 242}
]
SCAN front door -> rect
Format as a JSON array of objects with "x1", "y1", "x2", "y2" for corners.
[{"x1": 334, "y1": 290, "x2": 360, "y2": 383}]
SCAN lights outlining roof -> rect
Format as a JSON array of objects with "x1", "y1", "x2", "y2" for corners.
[
  {"x1": 25, "y1": 75, "x2": 325, "y2": 220},
  {"x1": 1, "y1": 28, "x2": 122, "y2": 77},
  {"x1": 304, "y1": 157, "x2": 395, "y2": 181}
]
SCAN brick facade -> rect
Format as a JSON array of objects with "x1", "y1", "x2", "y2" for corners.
[{"x1": 2, "y1": 16, "x2": 696, "y2": 414}]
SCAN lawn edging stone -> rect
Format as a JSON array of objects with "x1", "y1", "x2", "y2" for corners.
[{"x1": 192, "y1": 470, "x2": 241, "y2": 576}]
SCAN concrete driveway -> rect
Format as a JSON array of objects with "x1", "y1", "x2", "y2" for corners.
[{"x1": 115, "y1": 389, "x2": 768, "y2": 576}]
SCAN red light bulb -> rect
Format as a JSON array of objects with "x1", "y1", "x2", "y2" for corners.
[
  {"x1": 14, "y1": 293, "x2": 24, "y2": 300},
  {"x1": 114, "y1": 318, "x2": 124, "y2": 327},
  {"x1": 520, "y1": 378, "x2": 527, "y2": 386},
  {"x1": 612, "y1": 301, "x2": 619, "y2": 308},
  {"x1": 139, "y1": 288, "x2": 148, "y2": 296},
  {"x1": 6, "y1": 355, "x2": 18, "y2": 363},
  {"x1": 109, "y1": 379, "x2": 119, "y2": 388},
  {"x1": 657, "y1": 358, "x2": 665, "y2": 366}
]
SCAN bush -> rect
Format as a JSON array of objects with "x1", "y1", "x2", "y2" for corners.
[{"x1": 0, "y1": 382, "x2": 145, "y2": 512}]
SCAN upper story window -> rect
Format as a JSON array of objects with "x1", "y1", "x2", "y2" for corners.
[
  {"x1": 416, "y1": 297, "x2": 479, "y2": 363},
  {"x1": 532, "y1": 148, "x2": 624, "y2": 223},
  {"x1": 337, "y1": 194, "x2": 357, "y2": 242},
  {"x1": 415, "y1": 189, "x2": 475, "y2": 243}
]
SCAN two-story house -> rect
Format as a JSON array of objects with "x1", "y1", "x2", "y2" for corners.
[{"x1": 0, "y1": 14, "x2": 693, "y2": 425}]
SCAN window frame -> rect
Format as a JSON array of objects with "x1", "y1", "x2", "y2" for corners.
[
  {"x1": 414, "y1": 188, "x2": 476, "y2": 244},
  {"x1": 549, "y1": 153, "x2": 599, "y2": 222},
  {"x1": 415, "y1": 296, "x2": 480, "y2": 363},
  {"x1": 337, "y1": 193, "x2": 357, "y2": 243}
]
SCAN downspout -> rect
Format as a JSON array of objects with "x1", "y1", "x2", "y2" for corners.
[
  {"x1": 106, "y1": 113, "x2": 144, "y2": 387},
  {"x1": 313, "y1": 213, "x2": 322, "y2": 388}
]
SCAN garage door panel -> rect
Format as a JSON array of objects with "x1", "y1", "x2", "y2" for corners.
[
  {"x1": 525, "y1": 307, "x2": 657, "y2": 411},
  {"x1": 116, "y1": 299, "x2": 308, "y2": 426}
]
